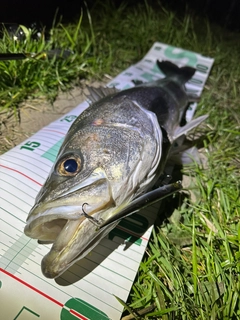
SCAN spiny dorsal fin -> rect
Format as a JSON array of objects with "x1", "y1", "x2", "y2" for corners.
[
  {"x1": 86, "y1": 85, "x2": 119, "y2": 103},
  {"x1": 157, "y1": 60, "x2": 196, "y2": 84}
]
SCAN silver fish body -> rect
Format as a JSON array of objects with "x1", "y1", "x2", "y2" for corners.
[{"x1": 24, "y1": 60, "x2": 207, "y2": 278}]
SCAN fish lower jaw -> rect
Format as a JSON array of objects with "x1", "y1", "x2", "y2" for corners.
[
  {"x1": 40, "y1": 215, "x2": 120, "y2": 279},
  {"x1": 39, "y1": 220, "x2": 93, "y2": 278},
  {"x1": 30, "y1": 218, "x2": 86, "y2": 278},
  {"x1": 41, "y1": 249, "x2": 68, "y2": 279}
]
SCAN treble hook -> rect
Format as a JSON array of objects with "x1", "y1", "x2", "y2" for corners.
[{"x1": 82, "y1": 203, "x2": 102, "y2": 227}]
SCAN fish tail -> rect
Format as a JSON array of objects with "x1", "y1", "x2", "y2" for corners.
[{"x1": 157, "y1": 60, "x2": 196, "y2": 83}]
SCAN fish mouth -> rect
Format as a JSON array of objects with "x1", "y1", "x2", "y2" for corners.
[
  {"x1": 24, "y1": 202, "x2": 115, "y2": 278},
  {"x1": 24, "y1": 205, "x2": 85, "y2": 242},
  {"x1": 24, "y1": 168, "x2": 116, "y2": 278},
  {"x1": 40, "y1": 214, "x2": 118, "y2": 278}
]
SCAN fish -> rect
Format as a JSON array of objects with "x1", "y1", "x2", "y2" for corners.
[{"x1": 24, "y1": 60, "x2": 208, "y2": 278}]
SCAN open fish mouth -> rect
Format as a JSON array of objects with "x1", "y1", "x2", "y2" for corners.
[
  {"x1": 24, "y1": 169, "x2": 116, "y2": 278},
  {"x1": 24, "y1": 204, "x2": 116, "y2": 278},
  {"x1": 24, "y1": 211, "x2": 84, "y2": 278},
  {"x1": 40, "y1": 216, "x2": 89, "y2": 279},
  {"x1": 24, "y1": 205, "x2": 83, "y2": 242},
  {"x1": 41, "y1": 215, "x2": 117, "y2": 279}
]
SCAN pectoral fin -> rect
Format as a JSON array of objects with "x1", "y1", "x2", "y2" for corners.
[
  {"x1": 173, "y1": 114, "x2": 208, "y2": 141},
  {"x1": 98, "y1": 181, "x2": 182, "y2": 230}
]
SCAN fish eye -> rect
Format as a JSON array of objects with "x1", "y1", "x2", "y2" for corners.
[{"x1": 56, "y1": 154, "x2": 82, "y2": 176}]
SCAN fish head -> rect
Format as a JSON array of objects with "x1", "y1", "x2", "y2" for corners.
[{"x1": 24, "y1": 133, "x2": 120, "y2": 278}]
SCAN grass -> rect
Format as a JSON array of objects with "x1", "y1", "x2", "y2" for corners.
[
  {"x1": 1, "y1": 0, "x2": 240, "y2": 318},
  {"x1": 0, "y1": 14, "x2": 95, "y2": 112},
  {"x1": 124, "y1": 153, "x2": 239, "y2": 319}
]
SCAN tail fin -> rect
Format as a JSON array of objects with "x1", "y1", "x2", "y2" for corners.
[{"x1": 157, "y1": 60, "x2": 196, "y2": 84}]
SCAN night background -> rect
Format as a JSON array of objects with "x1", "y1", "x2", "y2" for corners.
[{"x1": 1, "y1": 0, "x2": 240, "y2": 30}]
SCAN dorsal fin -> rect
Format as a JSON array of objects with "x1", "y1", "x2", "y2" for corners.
[{"x1": 86, "y1": 85, "x2": 119, "y2": 103}]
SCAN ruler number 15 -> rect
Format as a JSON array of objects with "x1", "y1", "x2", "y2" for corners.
[{"x1": 20, "y1": 141, "x2": 41, "y2": 151}]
